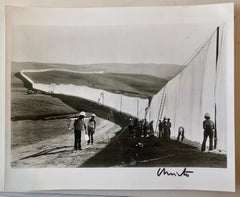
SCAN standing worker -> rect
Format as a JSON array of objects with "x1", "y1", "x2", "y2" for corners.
[
  {"x1": 88, "y1": 113, "x2": 97, "y2": 145},
  {"x1": 73, "y1": 111, "x2": 86, "y2": 152},
  {"x1": 166, "y1": 118, "x2": 172, "y2": 141},
  {"x1": 128, "y1": 118, "x2": 135, "y2": 137},
  {"x1": 143, "y1": 119, "x2": 148, "y2": 138},
  {"x1": 149, "y1": 120, "x2": 154, "y2": 137},
  {"x1": 201, "y1": 113, "x2": 215, "y2": 152},
  {"x1": 162, "y1": 117, "x2": 167, "y2": 141},
  {"x1": 158, "y1": 120, "x2": 163, "y2": 139}
]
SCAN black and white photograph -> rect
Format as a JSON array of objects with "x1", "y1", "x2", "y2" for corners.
[
  {"x1": 4, "y1": 4, "x2": 235, "y2": 191},
  {"x1": 10, "y1": 7, "x2": 229, "y2": 168}
]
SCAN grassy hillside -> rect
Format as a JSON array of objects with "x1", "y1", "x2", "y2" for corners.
[
  {"x1": 11, "y1": 86, "x2": 77, "y2": 120},
  {"x1": 24, "y1": 71, "x2": 167, "y2": 98},
  {"x1": 53, "y1": 94, "x2": 135, "y2": 128},
  {"x1": 11, "y1": 62, "x2": 61, "y2": 86},
  {"x1": 12, "y1": 61, "x2": 183, "y2": 78},
  {"x1": 11, "y1": 63, "x2": 77, "y2": 119},
  {"x1": 12, "y1": 61, "x2": 184, "y2": 98}
]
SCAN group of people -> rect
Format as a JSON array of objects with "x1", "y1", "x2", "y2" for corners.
[
  {"x1": 128, "y1": 118, "x2": 154, "y2": 138},
  {"x1": 127, "y1": 112, "x2": 215, "y2": 153},
  {"x1": 72, "y1": 111, "x2": 96, "y2": 152},
  {"x1": 72, "y1": 110, "x2": 215, "y2": 153},
  {"x1": 159, "y1": 113, "x2": 215, "y2": 152},
  {"x1": 158, "y1": 117, "x2": 172, "y2": 141},
  {"x1": 128, "y1": 116, "x2": 172, "y2": 141}
]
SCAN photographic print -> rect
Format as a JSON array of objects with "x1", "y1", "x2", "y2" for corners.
[
  {"x1": 5, "y1": 4, "x2": 234, "y2": 191},
  {"x1": 10, "y1": 8, "x2": 228, "y2": 168}
]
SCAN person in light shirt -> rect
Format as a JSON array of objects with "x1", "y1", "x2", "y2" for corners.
[
  {"x1": 87, "y1": 114, "x2": 97, "y2": 145},
  {"x1": 201, "y1": 113, "x2": 215, "y2": 152}
]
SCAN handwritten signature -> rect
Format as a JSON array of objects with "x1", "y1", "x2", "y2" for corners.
[{"x1": 157, "y1": 168, "x2": 194, "y2": 177}]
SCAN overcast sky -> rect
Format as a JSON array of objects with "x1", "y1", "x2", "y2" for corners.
[
  {"x1": 8, "y1": 6, "x2": 225, "y2": 65},
  {"x1": 11, "y1": 24, "x2": 218, "y2": 65}
]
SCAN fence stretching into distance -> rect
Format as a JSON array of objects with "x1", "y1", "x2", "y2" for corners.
[{"x1": 19, "y1": 26, "x2": 227, "y2": 151}]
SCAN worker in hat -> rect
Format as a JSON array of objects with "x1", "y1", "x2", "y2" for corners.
[
  {"x1": 73, "y1": 111, "x2": 86, "y2": 151},
  {"x1": 201, "y1": 113, "x2": 215, "y2": 152},
  {"x1": 87, "y1": 113, "x2": 97, "y2": 145}
]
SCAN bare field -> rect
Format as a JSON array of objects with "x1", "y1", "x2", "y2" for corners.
[
  {"x1": 11, "y1": 118, "x2": 121, "y2": 168},
  {"x1": 11, "y1": 119, "x2": 70, "y2": 148}
]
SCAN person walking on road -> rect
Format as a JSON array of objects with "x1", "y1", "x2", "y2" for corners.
[
  {"x1": 73, "y1": 111, "x2": 86, "y2": 152},
  {"x1": 201, "y1": 113, "x2": 215, "y2": 152},
  {"x1": 88, "y1": 113, "x2": 97, "y2": 145}
]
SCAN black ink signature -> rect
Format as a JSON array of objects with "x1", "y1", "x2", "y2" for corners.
[{"x1": 157, "y1": 168, "x2": 194, "y2": 177}]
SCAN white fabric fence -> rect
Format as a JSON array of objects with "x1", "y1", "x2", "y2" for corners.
[
  {"x1": 33, "y1": 83, "x2": 149, "y2": 120},
  {"x1": 23, "y1": 27, "x2": 227, "y2": 151},
  {"x1": 152, "y1": 27, "x2": 227, "y2": 151}
]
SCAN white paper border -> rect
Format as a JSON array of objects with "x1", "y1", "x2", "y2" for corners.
[
  {"x1": 0, "y1": 4, "x2": 6, "y2": 192},
  {"x1": 4, "y1": 3, "x2": 235, "y2": 192}
]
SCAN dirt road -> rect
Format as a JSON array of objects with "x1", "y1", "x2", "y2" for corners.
[{"x1": 11, "y1": 118, "x2": 121, "y2": 168}]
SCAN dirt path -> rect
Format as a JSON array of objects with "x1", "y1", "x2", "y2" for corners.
[
  {"x1": 11, "y1": 118, "x2": 121, "y2": 168},
  {"x1": 11, "y1": 70, "x2": 123, "y2": 168}
]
